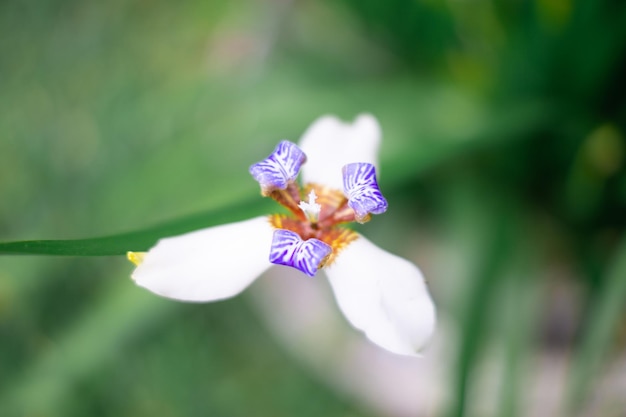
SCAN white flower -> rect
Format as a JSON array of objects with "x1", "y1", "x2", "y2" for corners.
[{"x1": 129, "y1": 114, "x2": 436, "y2": 356}]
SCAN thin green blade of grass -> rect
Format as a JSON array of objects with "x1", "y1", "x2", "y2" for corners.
[
  {"x1": 0, "y1": 197, "x2": 274, "y2": 256},
  {"x1": 441, "y1": 179, "x2": 521, "y2": 417},
  {"x1": 564, "y1": 238, "x2": 626, "y2": 415},
  {"x1": 495, "y1": 245, "x2": 540, "y2": 417},
  {"x1": 449, "y1": 219, "x2": 512, "y2": 417}
]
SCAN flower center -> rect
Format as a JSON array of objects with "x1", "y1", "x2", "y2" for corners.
[
  {"x1": 269, "y1": 183, "x2": 358, "y2": 266},
  {"x1": 249, "y1": 140, "x2": 387, "y2": 276}
]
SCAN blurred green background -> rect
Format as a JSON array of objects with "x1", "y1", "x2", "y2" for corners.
[{"x1": 1, "y1": 0, "x2": 626, "y2": 416}]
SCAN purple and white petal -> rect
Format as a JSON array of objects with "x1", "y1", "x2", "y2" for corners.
[
  {"x1": 269, "y1": 229, "x2": 332, "y2": 277},
  {"x1": 249, "y1": 141, "x2": 306, "y2": 193},
  {"x1": 131, "y1": 216, "x2": 275, "y2": 302},
  {"x1": 342, "y1": 162, "x2": 388, "y2": 222},
  {"x1": 299, "y1": 114, "x2": 381, "y2": 190},
  {"x1": 324, "y1": 234, "x2": 436, "y2": 356}
]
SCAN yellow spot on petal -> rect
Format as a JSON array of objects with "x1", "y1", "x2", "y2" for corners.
[
  {"x1": 127, "y1": 251, "x2": 146, "y2": 266},
  {"x1": 321, "y1": 228, "x2": 358, "y2": 266}
]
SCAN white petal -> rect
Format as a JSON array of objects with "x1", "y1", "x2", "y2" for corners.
[
  {"x1": 298, "y1": 114, "x2": 381, "y2": 190},
  {"x1": 325, "y1": 234, "x2": 436, "y2": 356},
  {"x1": 131, "y1": 216, "x2": 274, "y2": 302}
]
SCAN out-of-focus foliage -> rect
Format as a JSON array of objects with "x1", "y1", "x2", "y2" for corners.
[{"x1": 1, "y1": 0, "x2": 625, "y2": 416}]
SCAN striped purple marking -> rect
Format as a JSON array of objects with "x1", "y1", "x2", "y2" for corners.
[
  {"x1": 342, "y1": 163, "x2": 388, "y2": 221},
  {"x1": 249, "y1": 141, "x2": 306, "y2": 192},
  {"x1": 269, "y1": 229, "x2": 332, "y2": 277}
]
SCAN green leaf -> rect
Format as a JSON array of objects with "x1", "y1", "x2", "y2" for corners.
[{"x1": 0, "y1": 197, "x2": 275, "y2": 256}]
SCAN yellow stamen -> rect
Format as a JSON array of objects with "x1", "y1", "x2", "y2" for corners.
[{"x1": 127, "y1": 251, "x2": 146, "y2": 266}]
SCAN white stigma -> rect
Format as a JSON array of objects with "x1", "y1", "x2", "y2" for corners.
[{"x1": 299, "y1": 190, "x2": 322, "y2": 223}]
